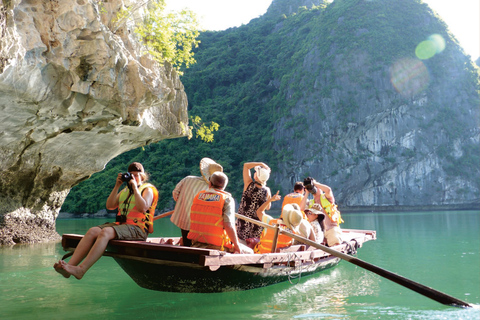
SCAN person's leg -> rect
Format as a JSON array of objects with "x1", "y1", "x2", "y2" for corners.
[
  {"x1": 60, "y1": 227, "x2": 117, "y2": 279},
  {"x1": 69, "y1": 226, "x2": 103, "y2": 265},
  {"x1": 54, "y1": 226, "x2": 102, "y2": 278},
  {"x1": 181, "y1": 229, "x2": 192, "y2": 247}
]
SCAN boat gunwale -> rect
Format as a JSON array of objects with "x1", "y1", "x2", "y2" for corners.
[{"x1": 61, "y1": 229, "x2": 375, "y2": 268}]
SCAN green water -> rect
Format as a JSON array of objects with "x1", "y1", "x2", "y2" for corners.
[{"x1": 1, "y1": 210, "x2": 479, "y2": 319}]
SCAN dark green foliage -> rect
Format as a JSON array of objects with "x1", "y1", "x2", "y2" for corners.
[{"x1": 63, "y1": 0, "x2": 480, "y2": 213}]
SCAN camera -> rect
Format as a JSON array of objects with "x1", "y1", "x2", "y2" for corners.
[
  {"x1": 303, "y1": 177, "x2": 317, "y2": 194},
  {"x1": 116, "y1": 215, "x2": 127, "y2": 223},
  {"x1": 121, "y1": 172, "x2": 133, "y2": 182}
]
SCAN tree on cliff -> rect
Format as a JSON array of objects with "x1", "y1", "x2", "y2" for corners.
[{"x1": 111, "y1": 0, "x2": 200, "y2": 74}]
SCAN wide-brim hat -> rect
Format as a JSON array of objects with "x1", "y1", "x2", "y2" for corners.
[
  {"x1": 282, "y1": 204, "x2": 302, "y2": 233},
  {"x1": 200, "y1": 158, "x2": 223, "y2": 183},
  {"x1": 307, "y1": 203, "x2": 323, "y2": 216}
]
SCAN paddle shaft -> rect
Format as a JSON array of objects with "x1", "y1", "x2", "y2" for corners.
[
  {"x1": 153, "y1": 210, "x2": 174, "y2": 221},
  {"x1": 235, "y1": 213, "x2": 472, "y2": 308}
]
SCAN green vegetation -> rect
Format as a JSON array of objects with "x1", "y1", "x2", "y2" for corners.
[
  {"x1": 63, "y1": 0, "x2": 480, "y2": 213},
  {"x1": 112, "y1": 0, "x2": 200, "y2": 74}
]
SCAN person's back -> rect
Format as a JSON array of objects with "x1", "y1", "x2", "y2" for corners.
[
  {"x1": 254, "y1": 216, "x2": 293, "y2": 253},
  {"x1": 281, "y1": 181, "x2": 304, "y2": 211},
  {"x1": 236, "y1": 163, "x2": 272, "y2": 240},
  {"x1": 188, "y1": 172, "x2": 253, "y2": 254},
  {"x1": 171, "y1": 176, "x2": 207, "y2": 229},
  {"x1": 188, "y1": 187, "x2": 231, "y2": 248},
  {"x1": 171, "y1": 158, "x2": 223, "y2": 246}
]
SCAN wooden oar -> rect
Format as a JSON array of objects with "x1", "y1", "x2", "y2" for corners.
[
  {"x1": 235, "y1": 213, "x2": 472, "y2": 308},
  {"x1": 153, "y1": 210, "x2": 174, "y2": 221}
]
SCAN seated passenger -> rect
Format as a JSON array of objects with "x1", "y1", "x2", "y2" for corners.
[
  {"x1": 187, "y1": 172, "x2": 253, "y2": 254},
  {"x1": 301, "y1": 177, "x2": 343, "y2": 246},
  {"x1": 281, "y1": 181, "x2": 305, "y2": 213},
  {"x1": 255, "y1": 194, "x2": 315, "y2": 253},
  {"x1": 305, "y1": 203, "x2": 326, "y2": 244},
  {"x1": 287, "y1": 203, "x2": 316, "y2": 246},
  {"x1": 255, "y1": 191, "x2": 290, "y2": 253}
]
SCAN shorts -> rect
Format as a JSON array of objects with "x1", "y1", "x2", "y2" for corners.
[
  {"x1": 98, "y1": 222, "x2": 147, "y2": 241},
  {"x1": 325, "y1": 226, "x2": 343, "y2": 246}
]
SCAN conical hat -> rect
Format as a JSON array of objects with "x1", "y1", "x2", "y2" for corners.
[{"x1": 200, "y1": 158, "x2": 223, "y2": 183}]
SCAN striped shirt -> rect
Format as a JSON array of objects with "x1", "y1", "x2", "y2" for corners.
[{"x1": 170, "y1": 176, "x2": 208, "y2": 230}]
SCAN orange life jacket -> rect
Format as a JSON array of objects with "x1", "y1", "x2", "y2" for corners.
[
  {"x1": 117, "y1": 183, "x2": 158, "y2": 234},
  {"x1": 281, "y1": 193, "x2": 306, "y2": 219},
  {"x1": 317, "y1": 194, "x2": 344, "y2": 226},
  {"x1": 281, "y1": 193, "x2": 304, "y2": 209},
  {"x1": 187, "y1": 189, "x2": 233, "y2": 250},
  {"x1": 254, "y1": 218, "x2": 293, "y2": 254}
]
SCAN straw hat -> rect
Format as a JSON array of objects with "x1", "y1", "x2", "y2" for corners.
[
  {"x1": 281, "y1": 204, "x2": 303, "y2": 233},
  {"x1": 254, "y1": 166, "x2": 270, "y2": 185},
  {"x1": 200, "y1": 158, "x2": 223, "y2": 183},
  {"x1": 307, "y1": 203, "x2": 324, "y2": 215}
]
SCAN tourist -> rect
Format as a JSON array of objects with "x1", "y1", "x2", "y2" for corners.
[
  {"x1": 286, "y1": 203, "x2": 316, "y2": 245},
  {"x1": 188, "y1": 172, "x2": 253, "y2": 254},
  {"x1": 170, "y1": 158, "x2": 223, "y2": 246},
  {"x1": 301, "y1": 177, "x2": 343, "y2": 246},
  {"x1": 235, "y1": 162, "x2": 272, "y2": 242},
  {"x1": 53, "y1": 162, "x2": 158, "y2": 279},
  {"x1": 254, "y1": 191, "x2": 293, "y2": 253},
  {"x1": 305, "y1": 203, "x2": 326, "y2": 244},
  {"x1": 281, "y1": 181, "x2": 305, "y2": 211}
]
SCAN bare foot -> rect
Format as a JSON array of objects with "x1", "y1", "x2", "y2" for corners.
[
  {"x1": 54, "y1": 260, "x2": 71, "y2": 279},
  {"x1": 60, "y1": 262, "x2": 86, "y2": 280}
]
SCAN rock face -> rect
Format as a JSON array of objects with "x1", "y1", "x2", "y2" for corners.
[
  {"x1": 268, "y1": 0, "x2": 480, "y2": 211},
  {"x1": 0, "y1": 0, "x2": 189, "y2": 245}
]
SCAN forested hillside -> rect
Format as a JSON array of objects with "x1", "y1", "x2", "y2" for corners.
[{"x1": 62, "y1": 0, "x2": 480, "y2": 214}]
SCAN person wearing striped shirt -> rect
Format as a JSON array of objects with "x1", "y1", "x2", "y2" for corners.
[{"x1": 170, "y1": 158, "x2": 223, "y2": 246}]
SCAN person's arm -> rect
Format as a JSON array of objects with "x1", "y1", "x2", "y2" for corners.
[
  {"x1": 224, "y1": 222, "x2": 242, "y2": 254},
  {"x1": 242, "y1": 162, "x2": 270, "y2": 191},
  {"x1": 314, "y1": 180, "x2": 335, "y2": 204},
  {"x1": 308, "y1": 225, "x2": 316, "y2": 242},
  {"x1": 264, "y1": 187, "x2": 272, "y2": 210},
  {"x1": 300, "y1": 189, "x2": 310, "y2": 211},
  {"x1": 131, "y1": 183, "x2": 154, "y2": 213},
  {"x1": 106, "y1": 173, "x2": 123, "y2": 210},
  {"x1": 222, "y1": 196, "x2": 244, "y2": 254},
  {"x1": 172, "y1": 177, "x2": 185, "y2": 202},
  {"x1": 256, "y1": 190, "x2": 281, "y2": 221}
]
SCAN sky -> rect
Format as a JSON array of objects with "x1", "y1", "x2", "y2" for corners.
[{"x1": 166, "y1": 0, "x2": 480, "y2": 61}]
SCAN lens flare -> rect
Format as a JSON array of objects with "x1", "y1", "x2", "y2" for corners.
[
  {"x1": 390, "y1": 58, "x2": 429, "y2": 97},
  {"x1": 415, "y1": 40, "x2": 437, "y2": 60},
  {"x1": 415, "y1": 34, "x2": 446, "y2": 60},
  {"x1": 428, "y1": 34, "x2": 446, "y2": 53}
]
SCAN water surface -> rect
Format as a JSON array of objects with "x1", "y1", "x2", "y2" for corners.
[{"x1": 1, "y1": 210, "x2": 478, "y2": 319}]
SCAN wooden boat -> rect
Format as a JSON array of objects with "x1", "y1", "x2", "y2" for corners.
[{"x1": 61, "y1": 228, "x2": 376, "y2": 293}]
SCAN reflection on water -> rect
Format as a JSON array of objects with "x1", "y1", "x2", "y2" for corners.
[{"x1": 0, "y1": 211, "x2": 479, "y2": 320}]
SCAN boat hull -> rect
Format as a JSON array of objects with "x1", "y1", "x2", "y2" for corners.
[
  {"x1": 114, "y1": 255, "x2": 341, "y2": 293},
  {"x1": 61, "y1": 229, "x2": 375, "y2": 293}
]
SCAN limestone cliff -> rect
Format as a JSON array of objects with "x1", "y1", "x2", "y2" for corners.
[
  {"x1": 269, "y1": 0, "x2": 480, "y2": 211},
  {"x1": 173, "y1": 0, "x2": 479, "y2": 212},
  {"x1": 0, "y1": 0, "x2": 189, "y2": 245}
]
